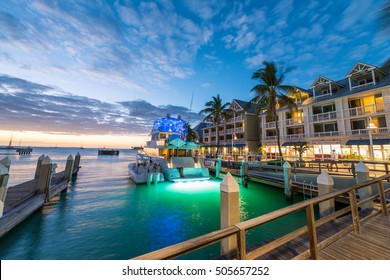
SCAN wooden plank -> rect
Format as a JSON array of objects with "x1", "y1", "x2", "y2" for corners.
[{"x1": 0, "y1": 194, "x2": 45, "y2": 238}]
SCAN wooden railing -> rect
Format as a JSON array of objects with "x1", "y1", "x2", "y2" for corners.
[{"x1": 132, "y1": 174, "x2": 390, "y2": 260}]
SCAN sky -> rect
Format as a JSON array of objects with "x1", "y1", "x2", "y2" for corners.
[{"x1": 0, "y1": 0, "x2": 389, "y2": 148}]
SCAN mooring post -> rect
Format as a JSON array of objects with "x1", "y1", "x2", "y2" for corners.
[
  {"x1": 283, "y1": 161, "x2": 293, "y2": 201},
  {"x1": 34, "y1": 154, "x2": 45, "y2": 179},
  {"x1": 215, "y1": 156, "x2": 222, "y2": 178},
  {"x1": 240, "y1": 158, "x2": 249, "y2": 188},
  {"x1": 74, "y1": 152, "x2": 81, "y2": 172},
  {"x1": 220, "y1": 172, "x2": 240, "y2": 258},
  {"x1": 317, "y1": 172, "x2": 335, "y2": 218},
  {"x1": 355, "y1": 162, "x2": 373, "y2": 210},
  {"x1": 37, "y1": 156, "x2": 53, "y2": 200},
  {"x1": 64, "y1": 155, "x2": 74, "y2": 182},
  {"x1": 0, "y1": 158, "x2": 12, "y2": 217}
]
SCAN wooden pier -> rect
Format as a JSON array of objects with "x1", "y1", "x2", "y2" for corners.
[
  {"x1": 0, "y1": 153, "x2": 81, "y2": 237},
  {"x1": 132, "y1": 173, "x2": 390, "y2": 260}
]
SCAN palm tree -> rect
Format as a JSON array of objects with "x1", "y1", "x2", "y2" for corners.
[
  {"x1": 199, "y1": 94, "x2": 230, "y2": 157},
  {"x1": 186, "y1": 124, "x2": 198, "y2": 142},
  {"x1": 249, "y1": 61, "x2": 295, "y2": 161},
  {"x1": 292, "y1": 141, "x2": 310, "y2": 167}
]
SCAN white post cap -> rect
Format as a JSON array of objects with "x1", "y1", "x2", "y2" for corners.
[
  {"x1": 220, "y1": 172, "x2": 239, "y2": 193},
  {"x1": 317, "y1": 172, "x2": 334, "y2": 185}
]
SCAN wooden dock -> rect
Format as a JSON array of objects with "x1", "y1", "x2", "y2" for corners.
[{"x1": 0, "y1": 153, "x2": 80, "y2": 237}]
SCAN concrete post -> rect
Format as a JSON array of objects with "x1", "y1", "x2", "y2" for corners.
[
  {"x1": 216, "y1": 157, "x2": 222, "y2": 177},
  {"x1": 356, "y1": 162, "x2": 373, "y2": 210},
  {"x1": 317, "y1": 172, "x2": 335, "y2": 218},
  {"x1": 34, "y1": 154, "x2": 45, "y2": 179},
  {"x1": 283, "y1": 161, "x2": 293, "y2": 201},
  {"x1": 220, "y1": 172, "x2": 240, "y2": 258},
  {"x1": 0, "y1": 160, "x2": 11, "y2": 217},
  {"x1": 64, "y1": 155, "x2": 74, "y2": 182},
  {"x1": 37, "y1": 156, "x2": 53, "y2": 200},
  {"x1": 74, "y1": 152, "x2": 81, "y2": 172}
]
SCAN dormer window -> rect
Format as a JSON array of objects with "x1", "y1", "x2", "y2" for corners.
[
  {"x1": 321, "y1": 89, "x2": 329, "y2": 95},
  {"x1": 358, "y1": 79, "x2": 367, "y2": 86}
]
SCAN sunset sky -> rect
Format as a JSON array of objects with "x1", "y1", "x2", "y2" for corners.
[{"x1": 0, "y1": 0, "x2": 389, "y2": 148}]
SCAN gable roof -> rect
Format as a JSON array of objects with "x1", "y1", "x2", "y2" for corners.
[
  {"x1": 346, "y1": 62, "x2": 386, "y2": 77},
  {"x1": 231, "y1": 99, "x2": 256, "y2": 114},
  {"x1": 310, "y1": 75, "x2": 343, "y2": 89}
]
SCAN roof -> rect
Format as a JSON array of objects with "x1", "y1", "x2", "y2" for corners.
[
  {"x1": 232, "y1": 99, "x2": 257, "y2": 114},
  {"x1": 307, "y1": 73, "x2": 390, "y2": 105}
]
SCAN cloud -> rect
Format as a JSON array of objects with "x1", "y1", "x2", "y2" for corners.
[
  {"x1": 338, "y1": 0, "x2": 375, "y2": 31},
  {"x1": 0, "y1": 74, "x2": 203, "y2": 135},
  {"x1": 200, "y1": 82, "x2": 210, "y2": 88},
  {"x1": 245, "y1": 54, "x2": 265, "y2": 68}
]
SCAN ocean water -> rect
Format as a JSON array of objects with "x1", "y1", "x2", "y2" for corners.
[{"x1": 0, "y1": 147, "x2": 309, "y2": 260}]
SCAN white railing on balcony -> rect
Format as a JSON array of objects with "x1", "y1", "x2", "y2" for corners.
[
  {"x1": 204, "y1": 132, "x2": 210, "y2": 137},
  {"x1": 285, "y1": 134, "x2": 306, "y2": 139},
  {"x1": 345, "y1": 103, "x2": 389, "y2": 118},
  {"x1": 265, "y1": 121, "x2": 276, "y2": 129},
  {"x1": 285, "y1": 117, "x2": 305, "y2": 126},
  {"x1": 345, "y1": 127, "x2": 390, "y2": 136},
  {"x1": 209, "y1": 132, "x2": 217, "y2": 136},
  {"x1": 263, "y1": 135, "x2": 277, "y2": 140},
  {"x1": 309, "y1": 111, "x2": 338, "y2": 122},
  {"x1": 218, "y1": 130, "x2": 225, "y2": 135},
  {"x1": 235, "y1": 127, "x2": 244, "y2": 133},
  {"x1": 310, "y1": 131, "x2": 342, "y2": 138},
  {"x1": 226, "y1": 128, "x2": 233, "y2": 134},
  {"x1": 226, "y1": 115, "x2": 244, "y2": 124}
]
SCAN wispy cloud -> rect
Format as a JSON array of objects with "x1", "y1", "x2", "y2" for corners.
[{"x1": 0, "y1": 74, "x2": 203, "y2": 135}]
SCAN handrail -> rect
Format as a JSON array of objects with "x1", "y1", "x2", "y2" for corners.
[{"x1": 132, "y1": 174, "x2": 390, "y2": 260}]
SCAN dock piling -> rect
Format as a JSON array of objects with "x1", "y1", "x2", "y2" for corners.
[
  {"x1": 356, "y1": 162, "x2": 373, "y2": 210},
  {"x1": 317, "y1": 172, "x2": 335, "y2": 218},
  {"x1": 34, "y1": 154, "x2": 45, "y2": 179},
  {"x1": 0, "y1": 159, "x2": 11, "y2": 217},
  {"x1": 37, "y1": 156, "x2": 54, "y2": 200},
  {"x1": 64, "y1": 155, "x2": 74, "y2": 182},
  {"x1": 283, "y1": 162, "x2": 293, "y2": 201},
  {"x1": 215, "y1": 157, "x2": 222, "y2": 178},
  {"x1": 74, "y1": 152, "x2": 81, "y2": 172},
  {"x1": 220, "y1": 172, "x2": 240, "y2": 258}
]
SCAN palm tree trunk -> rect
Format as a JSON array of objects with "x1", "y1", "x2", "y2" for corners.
[
  {"x1": 275, "y1": 113, "x2": 284, "y2": 161},
  {"x1": 215, "y1": 124, "x2": 219, "y2": 157}
]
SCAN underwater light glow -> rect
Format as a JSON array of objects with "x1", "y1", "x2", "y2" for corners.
[{"x1": 167, "y1": 180, "x2": 220, "y2": 193}]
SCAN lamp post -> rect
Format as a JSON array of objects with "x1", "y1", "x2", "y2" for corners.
[{"x1": 367, "y1": 116, "x2": 377, "y2": 161}]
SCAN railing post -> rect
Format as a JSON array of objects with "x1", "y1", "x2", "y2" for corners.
[
  {"x1": 216, "y1": 156, "x2": 221, "y2": 177},
  {"x1": 348, "y1": 190, "x2": 361, "y2": 234},
  {"x1": 356, "y1": 162, "x2": 373, "y2": 210},
  {"x1": 64, "y1": 155, "x2": 74, "y2": 182},
  {"x1": 236, "y1": 228, "x2": 247, "y2": 260},
  {"x1": 220, "y1": 173, "x2": 240, "y2": 258},
  {"x1": 283, "y1": 162, "x2": 293, "y2": 201},
  {"x1": 34, "y1": 154, "x2": 45, "y2": 179},
  {"x1": 351, "y1": 162, "x2": 356, "y2": 178},
  {"x1": 316, "y1": 172, "x2": 335, "y2": 218},
  {"x1": 0, "y1": 157, "x2": 11, "y2": 217},
  {"x1": 306, "y1": 204, "x2": 319, "y2": 260},
  {"x1": 377, "y1": 180, "x2": 388, "y2": 216}
]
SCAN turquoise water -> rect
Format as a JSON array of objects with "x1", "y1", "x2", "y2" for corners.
[{"x1": 0, "y1": 147, "x2": 308, "y2": 260}]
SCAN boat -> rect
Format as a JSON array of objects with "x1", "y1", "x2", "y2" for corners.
[
  {"x1": 130, "y1": 146, "x2": 143, "y2": 151},
  {"x1": 98, "y1": 149, "x2": 119, "y2": 155},
  {"x1": 128, "y1": 114, "x2": 210, "y2": 184}
]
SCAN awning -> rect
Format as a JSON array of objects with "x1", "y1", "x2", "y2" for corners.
[
  {"x1": 345, "y1": 139, "x2": 390, "y2": 145},
  {"x1": 282, "y1": 141, "x2": 304, "y2": 146}
]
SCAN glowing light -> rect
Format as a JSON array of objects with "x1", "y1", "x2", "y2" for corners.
[{"x1": 167, "y1": 180, "x2": 219, "y2": 193}]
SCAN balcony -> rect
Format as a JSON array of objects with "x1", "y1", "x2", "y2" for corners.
[
  {"x1": 285, "y1": 117, "x2": 304, "y2": 126},
  {"x1": 265, "y1": 121, "x2": 276, "y2": 129},
  {"x1": 345, "y1": 127, "x2": 390, "y2": 136},
  {"x1": 345, "y1": 103, "x2": 388, "y2": 118},
  {"x1": 263, "y1": 135, "x2": 277, "y2": 140},
  {"x1": 310, "y1": 111, "x2": 338, "y2": 122},
  {"x1": 226, "y1": 115, "x2": 244, "y2": 124}
]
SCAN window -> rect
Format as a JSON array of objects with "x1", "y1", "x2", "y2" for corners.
[
  {"x1": 358, "y1": 79, "x2": 367, "y2": 85},
  {"x1": 312, "y1": 103, "x2": 335, "y2": 115},
  {"x1": 351, "y1": 120, "x2": 365, "y2": 130}
]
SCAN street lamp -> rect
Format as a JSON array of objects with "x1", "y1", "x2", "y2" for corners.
[{"x1": 367, "y1": 116, "x2": 377, "y2": 161}]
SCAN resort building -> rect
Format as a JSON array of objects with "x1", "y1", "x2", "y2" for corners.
[
  {"x1": 201, "y1": 99, "x2": 259, "y2": 158},
  {"x1": 261, "y1": 62, "x2": 390, "y2": 161}
]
